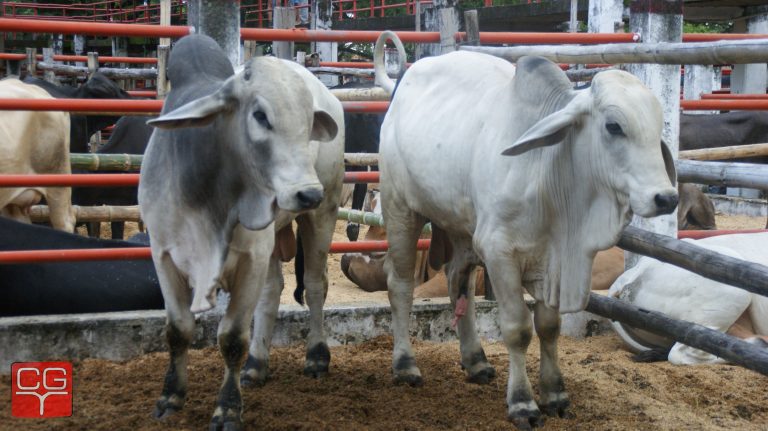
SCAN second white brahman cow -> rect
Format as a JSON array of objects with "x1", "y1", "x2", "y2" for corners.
[
  {"x1": 610, "y1": 232, "x2": 768, "y2": 365},
  {"x1": 379, "y1": 54, "x2": 677, "y2": 428},
  {"x1": 0, "y1": 78, "x2": 74, "y2": 232}
]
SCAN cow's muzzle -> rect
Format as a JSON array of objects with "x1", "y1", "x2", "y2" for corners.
[
  {"x1": 654, "y1": 192, "x2": 679, "y2": 215},
  {"x1": 296, "y1": 187, "x2": 324, "y2": 210}
]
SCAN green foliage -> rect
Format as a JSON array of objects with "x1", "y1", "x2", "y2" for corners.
[{"x1": 683, "y1": 22, "x2": 733, "y2": 34}]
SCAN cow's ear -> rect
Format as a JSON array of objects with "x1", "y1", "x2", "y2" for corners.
[
  {"x1": 310, "y1": 110, "x2": 339, "y2": 142},
  {"x1": 147, "y1": 92, "x2": 231, "y2": 130},
  {"x1": 502, "y1": 91, "x2": 590, "y2": 156},
  {"x1": 661, "y1": 139, "x2": 677, "y2": 186}
]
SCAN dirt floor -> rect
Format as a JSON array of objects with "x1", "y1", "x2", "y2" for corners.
[
  {"x1": 1, "y1": 334, "x2": 766, "y2": 430},
  {"x1": 18, "y1": 213, "x2": 761, "y2": 430}
]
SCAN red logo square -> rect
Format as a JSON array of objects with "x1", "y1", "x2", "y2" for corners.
[{"x1": 11, "y1": 362, "x2": 73, "y2": 418}]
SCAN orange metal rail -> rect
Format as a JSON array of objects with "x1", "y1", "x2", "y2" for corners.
[
  {"x1": 700, "y1": 94, "x2": 768, "y2": 100},
  {"x1": 680, "y1": 99, "x2": 768, "y2": 111}
]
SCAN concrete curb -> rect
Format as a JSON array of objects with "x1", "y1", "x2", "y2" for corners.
[
  {"x1": 710, "y1": 194, "x2": 767, "y2": 217},
  {"x1": 0, "y1": 298, "x2": 611, "y2": 372}
]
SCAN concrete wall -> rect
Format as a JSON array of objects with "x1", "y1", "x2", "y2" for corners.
[{"x1": 0, "y1": 298, "x2": 611, "y2": 372}]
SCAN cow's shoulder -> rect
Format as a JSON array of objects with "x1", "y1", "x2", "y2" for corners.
[{"x1": 167, "y1": 34, "x2": 234, "y2": 89}]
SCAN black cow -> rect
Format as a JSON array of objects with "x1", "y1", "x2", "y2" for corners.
[
  {"x1": 24, "y1": 72, "x2": 131, "y2": 153},
  {"x1": 334, "y1": 78, "x2": 385, "y2": 241},
  {"x1": 0, "y1": 217, "x2": 162, "y2": 317},
  {"x1": 72, "y1": 115, "x2": 153, "y2": 239},
  {"x1": 680, "y1": 111, "x2": 768, "y2": 164}
]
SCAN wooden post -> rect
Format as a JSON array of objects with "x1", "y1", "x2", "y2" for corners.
[
  {"x1": 415, "y1": 0, "x2": 423, "y2": 60},
  {"x1": 676, "y1": 160, "x2": 768, "y2": 190},
  {"x1": 312, "y1": 0, "x2": 337, "y2": 86},
  {"x1": 463, "y1": 10, "x2": 480, "y2": 47},
  {"x1": 156, "y1": 45, "x2": 170, "y2": 100},
  {"x1": 586, "y1": 293, "x2": 768, "y2": 377},
  {"x1": 683, "y1": 65, "x2": 717, "y2": 114},
  {"x1": 42, "y1": 47, "x2": 57, "y2": 84},
  {"x1": 296, "y1": 50, "x2": 306, "y2": 65},
  {"x1": 86, "y1": 52, "x2": 101, "y2": 153},
  {"x1": 188, "y1": 0, "x2": 241, "y2": 67},
  {"x1": 569, "y1": 0, "x2": 578, "y2": 33},
  {"x1": 273, "y1": 7, "x2": 294, "y2": 60},
  {"x1": 423, "y1": 0, "x2": 458, "y2": 57},
  {"x1": 25, "y1": 47, "x2": 36, "y2": 77},
  {"x1": 625, "y1": 0, "x2": 683, "y2": 268},
  {"x1": 243, "y1": 40, "x2": 262, "y2": 62},
  {"x1": 160, "y1": 0, "x2": 171, "y2": 47},
  {"x1": 111, "y1": 36, "x2": 128, "y2": 90},
  {"x1": 73, "y1": 35, "x2": 86, "y2": 68}
]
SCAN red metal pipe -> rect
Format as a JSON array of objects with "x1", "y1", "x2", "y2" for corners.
[
  {"x1": 0, "y1": 53, "x2": 26, "y2": 60},
  {"x1": 700, "y1": 94, "x2": 768, "y2": 100},
  {"x1": 0, "y1": 239, "x2": 431, "y2": 263},
  {"x1": 0, "y1": 247, "x2": 152, "y2": 264},
  {"x1": 683, "y1": 33, "x2": 768, "y2": 42},
  {"x1": 342, "y1": 101, "x2": 389, "y2": 113},
  {"x1": 344, "y1": 171, "x2": 380, "y2": 183},
  {"x1": 0, "y1": 98, "x2": 387, "y2": 113},
  {"x1": 476, "y1": 32, "x2": 639, "y2": 45},
  {"x1": 677, "y1": 229, "x2": 768, "y2": 240},
  {"x1": 0, "y1": 18, "x2": 190, "y2": 37},
  {"x1": 0, "y1": 174, "x2": 140, "y2": 187},
  {"x1": 681, "y1": 99, "x2": 768, "y2": 111},
  {"x1": 127, "y1": 90, "x2": 158, "y2": 98},
  {"x1": 51, "y1": 54, "x2": 158, "y2": 64},
  {"x1": 0, "y1": 172, "x2": 379, "y2": 187},
  {"x1": 0, "y1": 98, "x2": 162, "y2": 112}
]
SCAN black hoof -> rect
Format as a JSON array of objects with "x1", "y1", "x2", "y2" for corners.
[
  {"x1": 466, "y1": 366, "x2": 496, "y2": 385},
  {"x1": 153, "y1": 395, "x2": 184, "y2": 419},
  {"x1": 510, "y1": 414, "x2": 544, "y2": 431},
  {"x1": 346, "y1": 223, "x2": 360, "y2": 242},
  {"x1": 240, "y1": 355, "x2": 269, "y2": 388},
  {"x1": 304, "y1": 343, "x2": 331, "y2": 378},
  {"x1": 209, "y1": 418, "x2": 242, "y2": 431},
  {"x1": 393, "y1": 373, "x2": 424, "y2": 387},
  {"x1": 541, "y1": 399, "x2": 572, "y2": 418}
]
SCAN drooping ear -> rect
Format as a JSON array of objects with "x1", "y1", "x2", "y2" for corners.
[
  {"x1": 310, "y1": 110, "x2": 339, "y2": 142},
  {"x1": 147, "y1": 83, "x2": 234, "y2": 130},
  {"x1": 502, "y1": 91, "x2": 591, "y2": 156},
  {"x1": 661, "y1": 140, "x2": 677, "y2": 186}
]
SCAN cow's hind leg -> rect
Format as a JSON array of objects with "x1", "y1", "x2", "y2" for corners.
[
  {"x1": 382, "y1": 200, "x2": 426, "y2": 386},
  {"x1": 153, "y1": 252, "x2": 194, "y2": 419},
  {"x1": 241, "y1": 256, "x2": 283, "y2": 387},
  {"x1": 296, "y1": 206, "x2": 337, "y2": 377},
  {"x1": 447, "y1": 251, "x2": 495, "y2": 384},
  {"x1": 45, "y1": 187, "x2": 75, "y2": 232},
  {"x1": 534, "y1": 301, "x2": 570, "y2": 418}
]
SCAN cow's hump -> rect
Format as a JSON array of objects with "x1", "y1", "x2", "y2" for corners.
[
  {"x1": 512, "y1": 56, "x2": 572, "y2": 109},
  {"x1": 167, "y1": 34, "x2": 234, "y2": 88}
]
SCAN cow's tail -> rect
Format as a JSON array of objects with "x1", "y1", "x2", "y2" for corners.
[
  {"x1": 293, "y1": 233, "x2": 305, "y2": 305},
  {"x1": 373, "y1": 30, "x2": 406, "y2": 96}
]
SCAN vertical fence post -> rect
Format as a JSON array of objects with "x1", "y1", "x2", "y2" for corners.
[
  {"x1": 313, "y1": 0, "x2": 338, "y2": 86},
  {"x1": 42, "y1": 47, "x2": 57, "y2": 84},
  {"x1": 625, "y1": 0, "x2": 682, "y2": 269},
  {"x1": 415, "y1": 0, "x2": 423, "y2": 60},
  {"x1": 86, "y1": 52, "x2": 101, "y2": 153},
  {"x1": 25, "y1": 47, "x2": 36, "y2": 77},
  {"x1": 156, "y1": 45, "x2": 170, "y2": 100},
  {"x1": 160, "y1": 0, "x2": 171, "y2": 47},
  {"x1": 188, "y1": 0, "x2": 241, "y2": 67},
  {"x1": 273, "y1": 7, "x2": 294, "y2": 60},
  {"x1": 463, "y1": 10, "x2": 480, "y2": 47}
]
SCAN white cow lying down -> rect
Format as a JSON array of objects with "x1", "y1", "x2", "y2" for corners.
[{"x1": 610, "y1": 232, "x2": 768, "y2": 365}]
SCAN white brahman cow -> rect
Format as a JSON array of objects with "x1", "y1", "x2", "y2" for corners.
[
  {"x1": 610, "y1": 232, "x2": 768, "y2": 365},
  {"x1": 0, "y1": 78, "x2": 75, "y2": 232},
  {"x1": 379, "y1": 54, "x2": 678, "y2": 429},
  {"x1": 139, "y1": 35, "x2": 343, "y2": 430}
]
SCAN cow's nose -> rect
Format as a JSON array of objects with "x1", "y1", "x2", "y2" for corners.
[
  {"x1": 654, "y1": 192, "x2": 679, "y2": 215},
  {"x1": 296, "y1": 188, "x2": 324, "y2": 209}
]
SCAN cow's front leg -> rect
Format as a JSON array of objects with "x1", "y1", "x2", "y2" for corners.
[
  {"x1": 153, "y1": 253, "x2": 194, "y2": 419},
  {"x1": 534, "y1": 301, "x2": 570, "y2": 418},
  {"x1": 213, "y1": 231, "x2": 270, "y2": 430},
  {"x1": 482, "y1": 253, "x2": 541, "y2": 430},
  {"x1": 382, "y1": 207, "x2": 426, "y2": 386},
  {"x1": 296, "y1": 209, "x2": 336, "y2": 378},
  {"x1": 242, "y1": 257, "x2": 282, "y2": 387}
]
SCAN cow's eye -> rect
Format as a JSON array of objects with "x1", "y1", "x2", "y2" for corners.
[
  {"x1": 253, "y1": 111, "x2": 271, "y2": 129},
  {"x1": 606, "y1": 122, "x2": 624, "y2": 136}
]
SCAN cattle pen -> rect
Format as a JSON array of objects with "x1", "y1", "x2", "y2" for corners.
[{"x1": 1, "y1": 3, "x2": 768, "y2": 429}]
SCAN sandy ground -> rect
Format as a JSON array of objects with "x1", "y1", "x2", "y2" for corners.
[{"x1": 1, "y1": 334, "x2": 766, "y2": 430}]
